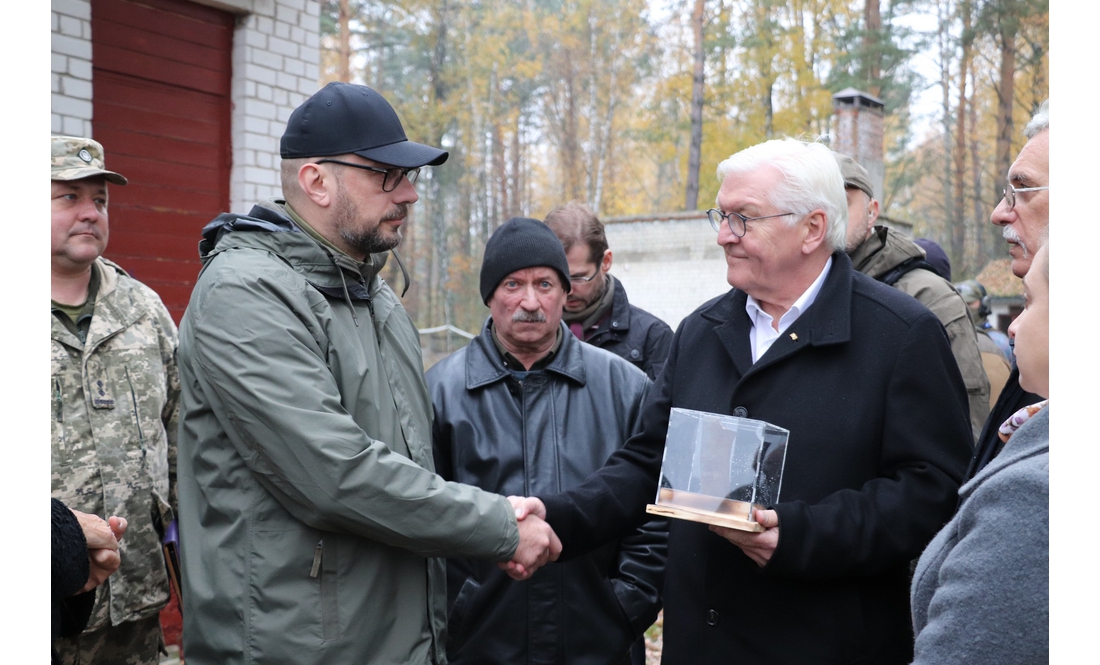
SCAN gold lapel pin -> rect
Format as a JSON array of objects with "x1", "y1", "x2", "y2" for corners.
[{"x1": 789, "y1": 333, "x2": 798, "y2": 341}]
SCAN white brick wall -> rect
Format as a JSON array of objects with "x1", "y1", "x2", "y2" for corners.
[
  {"x1": 605, "y1": 214, "x2": 731, "y2": 330},
  {"x1": 49, "y1": 0, "x2": 322, "y2": 213},
  {"x1": 51, "y1": 0, "x2": 93, "y2": 137},
  {"x1": 231, "y1": 0, "x2": 321, "y2": 211}
]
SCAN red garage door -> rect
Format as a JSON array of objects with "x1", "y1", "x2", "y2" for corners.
[{"x1": 92, "y1": 0, "x2": 233, "y2": 323}]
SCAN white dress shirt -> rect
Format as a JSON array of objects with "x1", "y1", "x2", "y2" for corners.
[{"x1": 745, "y1": 256, "x2": 833, "y2": 363}]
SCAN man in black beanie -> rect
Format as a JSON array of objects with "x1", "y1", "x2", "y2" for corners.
[{"x1": 426, "y1": 216, "x2": 667, "y2": 665}]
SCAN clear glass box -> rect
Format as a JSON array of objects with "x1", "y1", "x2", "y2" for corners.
[{"x1": 646, "y1": 408, "x2": 789, "y2": 532}]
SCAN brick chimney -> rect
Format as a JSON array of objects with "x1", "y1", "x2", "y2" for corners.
[{"x1": 832, "y1": 88, "x2": 885, "y2": 201}]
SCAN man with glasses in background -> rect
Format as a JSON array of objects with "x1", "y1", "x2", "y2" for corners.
[
  {"x1": 509, "y1": 138, "x2": 973, "y2": 664},
  {"x1": 967, "y1": 100, "x2": 1049, "y2": 480},
  {"x1": 176, "y1": 82, "x2": 561, "y2": 665},
  {"x1": 544, "y1": 202, "x2": 673, "y2": 380}
]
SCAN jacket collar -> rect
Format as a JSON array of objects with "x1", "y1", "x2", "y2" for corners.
[
  {"x1": 465, "y1": 319, "x2": 587, "y2": 390},
  {"x1": 606, "y1": 275, "x2": 633, "y2": 331},
  {"x1": 700, "y1": 250, "x2": 854, "y2": 377},
  {"x1": 848, "y1": 226, "x2": 924, "y2": 281},
  {"x1": 962, "y1": 404, "x2": 1049, "y2": 499},
  {"x1": 198, "y1": 200, "x2": 387, "y2": 302},
  {"x1": 52, "y1": 258, "x2": 144, "y2": 350}
]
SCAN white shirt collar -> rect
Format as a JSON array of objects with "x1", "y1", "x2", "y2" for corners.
[{"x1": 744, "y1": 255, "x2": 833, "y2": 363}]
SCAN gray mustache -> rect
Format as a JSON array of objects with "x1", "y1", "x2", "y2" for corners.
[{"x1": 512, "y1": 309, "x2": 546, "y2": 323}]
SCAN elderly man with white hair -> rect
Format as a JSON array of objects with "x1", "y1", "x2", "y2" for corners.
[
  {"x1": 510, "y1": 138, "x2": 973, "y2": 664},
  {"x1": 967, "y1": 100, "x2": 1049, "y2": 481}
]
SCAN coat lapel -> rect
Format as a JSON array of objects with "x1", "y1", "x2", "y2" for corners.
[
  {"x1": 710, "y1": 251, "x2": 855, "y2": 378},
  {"x1": 706, "y1": 290, "x2": 754, "y2": 379}
]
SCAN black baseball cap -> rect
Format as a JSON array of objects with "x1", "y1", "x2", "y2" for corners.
[{"x1": 280, "y1": 82, "x2": 448, "y2": 168}]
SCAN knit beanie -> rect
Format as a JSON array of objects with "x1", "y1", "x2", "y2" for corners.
[{"x1": 480, "y1": 217, "x2": 572, "y2": 304}]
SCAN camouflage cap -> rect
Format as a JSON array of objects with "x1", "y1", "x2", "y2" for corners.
[
  {"x1": 832, "y1": 151, "x2": 873, "y2": 201},
  {"x1": 52, "y1": 136, "x2": 128, "y2": 185}
]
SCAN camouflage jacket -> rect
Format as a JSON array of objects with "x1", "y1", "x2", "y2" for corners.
[{"x1": 51, "y1": 257, "x2": 180, "y2": 631}]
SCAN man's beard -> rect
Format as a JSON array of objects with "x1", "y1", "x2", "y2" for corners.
[{"x1": 333, "y1": 183, "x2": 408, "y2": 255}]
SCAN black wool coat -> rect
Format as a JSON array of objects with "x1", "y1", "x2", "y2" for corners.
[{"x1": 542, "y1": 251, "x2": 973, "y2": 665}]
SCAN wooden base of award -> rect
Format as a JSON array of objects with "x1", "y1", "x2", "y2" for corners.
[{"x1": 646, "y1": 488, "x2": 765, "y2": 532}]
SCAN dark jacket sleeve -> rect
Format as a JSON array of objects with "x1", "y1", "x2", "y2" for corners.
[
  {"x1": 766, "y1": 313, "x2": 972, "y2": 579},
  {"x1": 541, "y1": 325, "x2": 680, "y2": 559},
  {"x1": 52, "y1": 499, "x2": 96, "y2": 640},
  {"x1": 605, "y1": 377, "x2": 667, "y2": 635},
  {"x1": 640, "y1": 318, "x2": 673, "y2": 381}
]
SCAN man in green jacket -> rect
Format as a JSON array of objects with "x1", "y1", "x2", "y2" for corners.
[
  {"x1": 176, "y1": 82, "x2": 560, "y2": 665},
  {"x1": 838, "y1": 152, "x2": 989, "y2": 443},
  {"x1": 51, "y1": 136, "x2": 180, "y2": 664}
]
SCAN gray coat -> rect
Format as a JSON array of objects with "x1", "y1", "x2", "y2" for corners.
[
  {"x1": 911, "y1": 405, "x2": 1049, "y2": 664},
  {"x1": 177, "y1": 202, "x2": 518, "y2": 665}
]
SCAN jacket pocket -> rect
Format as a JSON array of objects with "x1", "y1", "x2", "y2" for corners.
[
  {"x1": 312, "y1": 539, "x2": 341, "y2": 641},
  {"x1": 248, "y1": 528, "x2": 341, "y2": 648},
  {"x1": 446, "y1": 576, "x2": 482, "y2": 649},
  {"x1": 52, "y1": 376, "x2": 69, "y2": 467}
]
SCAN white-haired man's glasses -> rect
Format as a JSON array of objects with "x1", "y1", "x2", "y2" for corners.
[{"x1": 1002, "y1": 182, "x2": 1049, "y2": 210}]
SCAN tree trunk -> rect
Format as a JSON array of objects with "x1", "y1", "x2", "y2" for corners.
[
  {"x1": 953, "y1": 0, "x2": 971, "y2": 275},
  {"x1": 338, "y1": 0, "x2": 351, "y2": 82},
  {"x1": 994, "y1": 21, "x2": 1017, "y2": 202},
  {"x1": 863, "y1": 0, "x2": 881, "y2": 95},
  {"x1": 427, "y1": 0, "x2": 451, "y2": 325},
  {"x1": 937, "y1": 0, "x2": 956, "y2": 267},
  {"x1": 513, "y1": 110, "x2": 524, "y2": 218},
  {"x1": 587, "y1": 11, "x2": 599, "y2": 205},
  {"x1": 593, "y1": 69, "x2": 616, "y2": 214},
  {"x1": 562, "y1": 52, "x2": 581, "y2": 202},
  {"x1": 764, "y1": 80, "x2": 774, "y2": 139},
  {"x1": 968, "y1": 60, "x2": 986, "y2": 270},
  {"x1": 685, "y1": 0, "x2": 705, "y2": 211}
]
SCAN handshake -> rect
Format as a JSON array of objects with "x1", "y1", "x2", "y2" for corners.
[{"x1": 499, "y1": 496, "x2": 559, "y2": 581}]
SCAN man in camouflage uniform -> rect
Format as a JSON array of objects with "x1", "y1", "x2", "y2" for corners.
[{"x1": 51, "y1": 136, "x2": 180, "y2": 665}]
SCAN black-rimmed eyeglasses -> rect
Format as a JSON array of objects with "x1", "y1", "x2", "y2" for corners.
[
  {"x1": 706, "y1": 209, "x2": 795, "y2": 237},
  {"x1": 1002, "y1": 182, "x2": 1049, "y2": 210},
  {"x1": 315, "y1": 159, "x2": 420, "y2": 192}
]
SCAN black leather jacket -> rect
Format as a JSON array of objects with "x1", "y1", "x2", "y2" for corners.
[
  {"x1": 427, "y1": 320, "x2": 667, "y2": 665},
  {"x1": 585, "y1": 276, "x2": 674, "y2": 380}
]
